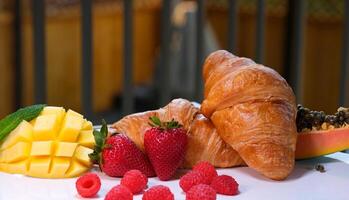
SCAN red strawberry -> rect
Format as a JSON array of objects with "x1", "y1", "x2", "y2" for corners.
[
  {"x1": 89, "y1": 120, "x2": 155, "y2": 177},
  {"x1": 144, "y1": 116, "x2": 187, "y2": 181}
]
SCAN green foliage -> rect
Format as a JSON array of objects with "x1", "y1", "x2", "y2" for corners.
[
  {"x1": 89, "y1": 119, "x2": 108, "y2": 165},
  {"x1": 148, "y1": 116, "x2": 182, "y2": 130},
  {"x1": 0, "y1": 104, "x2": 45, "y2": 142}
]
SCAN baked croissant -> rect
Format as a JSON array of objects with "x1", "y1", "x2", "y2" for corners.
[
  {"x1": 112, "y1": 98, "x2": 244, "y2": 168},
  {"x1": 201, "y1": 50, "x2": 297, "y2": 180}
]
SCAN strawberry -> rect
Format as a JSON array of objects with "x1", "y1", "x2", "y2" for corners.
[
  {"x1": 144, "y1": 116, "x2": 187, "y2": 181},
  {"x1": 89, "y1": 120, "x2": 155, "y2": 177}
]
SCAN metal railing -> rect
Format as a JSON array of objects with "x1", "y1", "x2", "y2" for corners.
[{"x1": 12, "y1": 0, "x2": 349, "y2": 121}]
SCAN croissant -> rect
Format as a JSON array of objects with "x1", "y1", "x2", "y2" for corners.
[
  {"x1": 201, "y1": 50, "x2": 297, "y2": 180},
  {"x1": 112, "y1": 98, "x2": 244, "y2": 168}
]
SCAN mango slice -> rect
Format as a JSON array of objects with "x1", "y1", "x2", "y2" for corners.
[
  {"x1": 0, "y1": 107, "x2": 95, "y2": 178},
  {"x1": 0, "y1": 121, "x2": 33, "y2": 150}
]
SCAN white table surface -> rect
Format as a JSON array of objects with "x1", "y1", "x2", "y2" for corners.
[{"x1": 1, "y1": 152, "x2": 349, "y2": 200}]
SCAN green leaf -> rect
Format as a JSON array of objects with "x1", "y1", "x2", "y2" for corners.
[
  {"x1": 148, "y1": 116, "x2": 182, "y2": 130},
  {"x1": 166, "y1": 119, "x2": 181, "y2": 129},
  {"x1": 100, "y1": 119, "x2": 108, "y2": 138},
  {"x1": 93, "y1": 130, "x2": 104, "y2": 149},
  {"x1": 149, "y1": 116, "x2": 162, "y2": 127},
  {"x1": 89, "y1": 119, "x2": 108, "y2": 165},
  {"x1": 0, "y1": 104, "x2": 45, "y2": 142}
]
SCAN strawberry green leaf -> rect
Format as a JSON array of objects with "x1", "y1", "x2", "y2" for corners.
[
  {"x1": 149, "y1": 116, "x2": 162, "y2": 127},
  {"x1": 148, "y1": 116, "x2": 182, "y2": 130},
  {"x1": 89, "y1": 120, "x2": 108, "y2": 165},
  {"x1": 100, "y1": 119, "x2": 108, "y2": 138}
]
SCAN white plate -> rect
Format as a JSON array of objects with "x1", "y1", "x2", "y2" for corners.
[{"x1": 1, "y1": 152, "x2": 349, "y2": 200}]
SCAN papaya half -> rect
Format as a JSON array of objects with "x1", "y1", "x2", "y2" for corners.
[{"x1": 295, "y1": 127, "x2": 349, "y2": 159}]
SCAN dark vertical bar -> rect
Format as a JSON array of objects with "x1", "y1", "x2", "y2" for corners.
[
  {"x1": 32, "y1": 0, "x2": 46, "y2": 103},
  {"x1": 228, "y1": 0, "x2": 238, "y2": 53},
  {"x1": 340, "y1": 0, "x2": 349, "y2": 106},
  {"x1": 290, "y1": 0, "x2": 305, "y2": 102},
  {"x1": 159, "y1": 0, "x2": 172, "y2": 106},
  {"x1": 14, "y1": 0, "x2": 22, "y2": 109},
  {"x1": 81, "y1": 0, "x2": 93, "y2": 117},
  {"x1": 283, "y1": 0, "x2": 293, "y2": 80},
  {"x1": 122, "y1": 0, "x2": 134, "y2": 115},
  {"x1": 195, "y1": 0, "x2": 205, "y2": 101},
  {"x1": 255, "y1": 0, "x2": 265, "y2": 63}
]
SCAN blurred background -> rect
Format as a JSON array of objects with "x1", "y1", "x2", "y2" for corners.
[{"x1": 0, "y1": 0, "x2": 348, "y2": 122}]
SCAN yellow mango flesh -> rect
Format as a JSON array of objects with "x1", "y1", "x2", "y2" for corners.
[
  {"x1": 78, "y1": 130, "x2": 95, "y2": 148},
  {"x1": 1, "y1": 121, "x2": 33, "y2": 150},
  {"x1": 0, "y1": 107, "x2": 95, "y2": 178},
  {"x1": 58, "y1": 114, "x2": 84, "y2": 142}
]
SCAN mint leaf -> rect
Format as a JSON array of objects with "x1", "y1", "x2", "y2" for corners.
[{"x1": 0, "y1": 104, "x2": 45, "y2": 142}]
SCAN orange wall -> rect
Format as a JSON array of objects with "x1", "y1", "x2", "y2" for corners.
[{"x1": 0, "y1": 5, "x2": 345, "y2": 117}]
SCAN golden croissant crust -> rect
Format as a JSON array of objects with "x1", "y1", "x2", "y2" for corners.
[{"x1": 201, "y1": 50, "x2": 297, "y2": 180}]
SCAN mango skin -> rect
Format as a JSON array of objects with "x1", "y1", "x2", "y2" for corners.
[{"x1": 295, "y1": 127, "x2": 349, "y2": 159}]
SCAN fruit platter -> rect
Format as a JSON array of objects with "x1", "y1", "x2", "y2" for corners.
[{"x1": 1, "y1": 51, "x2": 349, "y2": 200}]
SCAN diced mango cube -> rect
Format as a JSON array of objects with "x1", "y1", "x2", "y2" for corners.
[
  {"x1": 30, "y1": 141, "x2": 53, "y2": 156},
  {"x1": 28, "y1": 157, "x2": 51, "y2": 177},
  {"x1": 74, "y1": 146, "x2": 93, "y2": 166},
  {"x1": 64, "y1": 160, "x2": 89, "y2": 178},
  {"x1": 58, "y1": 115, "x2": 84, "y2": 142},
  {"x1": 30, "y1": 119, "x2": 36, "y2": 126},
  {"x1": 82, "y1": 120, "x2": 93, "y2": 131},
  {"x1": 0, "y1": 142, "x2": 30, "y2": 163},
  {"x1": 49, "y1": 158, "x2": 70, "y2": 177},
  {"x1": 0, "y1": 161, "x2": 28, "y2": 174},
  {"x1": 33, "y1": 115, "x2": 60, "y2": 140},
  {"x1": 66, "y1": 109, "x2": 83, "y2": 118},
  {"x1": 1, "y1": 121, "x2": 32, "y2": 150},
  {"x1": 0, "y1": 153, "x2": 5, "y2": 163},
  {"x1": 55, "y1": 142, "x2": 78, "y2": 157},
  {"x1": 41, "y1": 106, "x2": 66, "y2": 125},
  {"x1": 0, "y1": 163, "x2": 6, "y2": 171},
  {"x1": 77, "y1": 130, "x2": 95, "y2": 148}
]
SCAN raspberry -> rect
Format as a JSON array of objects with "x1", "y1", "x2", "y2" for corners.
[
  {"x1": 121, "y1": 170, "x2": 148, "y2": 194},
  {"x1": 179, "y1": 171, "x2": 205, "y2": 192},
  {"x1": 75, "y1": 173, "x2": 101, "y2": 198},
  {"x1": 186, "y1": 184, "x2": 216, "y2": 200},
  {"x1": 210, "y1": 175, "x2": 239, "y2": 195},
  {"x1": 142, "y1": 185, "x2": 174, "y2": 200},
  {"x1": 192, "y1": 161, "x2": 217, "y2": 184},
  {"x1": 105, "y1": 185, "x2": 133, "y2": 200}
]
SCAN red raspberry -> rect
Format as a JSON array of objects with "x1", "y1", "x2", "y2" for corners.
[
  {"x1": 210, "y1": 175, "x2": 239, "y2": 195},
  {"x1": 186, "y1": 184, "x2": 216, "y2": 200},
  {"x1": 75, "y1": 173, "x2": 101, "y2": 198},
  {"x1": 192, "y1": 161, "x2": 218, "y2": 184},
  {"x1": 142, "y1": 185, "x2": 174, "y2": 200},
  {"x1": 179, "y1": 171, "x2": 205, "y2": 192},
  {"x1": 121, "y1": 170, "x2": 148, "y2": 194},
  {"x1": 105, "y1": 185, "x2": 133, "y2": 200}
]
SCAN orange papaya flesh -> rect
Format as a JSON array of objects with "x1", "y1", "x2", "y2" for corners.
[{"x1": 295, "y1": 127, "x2": 349, "y2": 160}]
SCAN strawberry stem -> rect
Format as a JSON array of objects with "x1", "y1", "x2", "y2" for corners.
[
  {"x1": 89, "y1": 119, "x2": 108, "y2": 165},
  {"x1": 148, "y1": 116, "x2": 182, "y2": 130}
]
